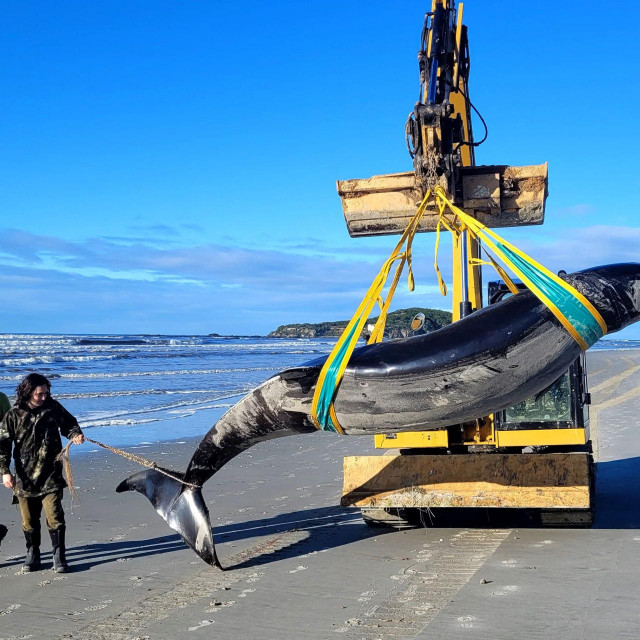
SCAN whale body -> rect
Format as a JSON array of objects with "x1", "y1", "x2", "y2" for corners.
[{"x1": 117, "y1": 263, "x2": 640, "y2": 567}]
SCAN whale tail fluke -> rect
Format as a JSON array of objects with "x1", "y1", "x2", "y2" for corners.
[{"x1": 116, "y1": 469, "x2": 222, "y2": 569}]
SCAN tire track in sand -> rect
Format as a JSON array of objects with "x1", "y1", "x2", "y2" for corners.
[
  {"x1": 589, "y1": 355, "x2": 640, "y2": 398},
  {"x1": 336, "y1": 529, "x2": 510, "y2": 639},
  {"x1": 66, "y1": 529, "x2": 310, "y2": 640},
  {"x1": 588, "y1": 355, "x2": 640, "y2": 461}
]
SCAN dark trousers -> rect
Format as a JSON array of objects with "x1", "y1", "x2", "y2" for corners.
[{"x1": 17, "y1": 490, "x2": 65, "y2": 533}]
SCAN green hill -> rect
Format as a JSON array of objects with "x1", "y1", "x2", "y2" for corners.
[{"x1": 268, "y1": 307, "x2": 451, "y2": 339}]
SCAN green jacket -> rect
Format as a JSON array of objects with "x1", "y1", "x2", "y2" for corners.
[
  {"x1": 0, "y1": 393, "x2": 10, "y2": 422},
  {"x1": 0, "y1": 397, "x2": 83, "y2": 498}
]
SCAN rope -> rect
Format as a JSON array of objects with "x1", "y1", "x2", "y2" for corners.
[
  {"x1": 58, "y1": 444, "x2": 80, "y2": 502},
  {"x1": 57, "y1": 437, "x2": 201, "y2": 498}
]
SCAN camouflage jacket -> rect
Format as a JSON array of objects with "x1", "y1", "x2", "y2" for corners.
[
  {"x1": 0, "y1": 398, "x2": 83, "y2": 498},
  {"x1": 0, "y1": 393, "x2": 10, "y2": 421}
]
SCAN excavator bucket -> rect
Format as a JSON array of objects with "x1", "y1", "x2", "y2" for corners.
[{"x1": 337, "y1": 163, "x2": 548, "y2": 237}]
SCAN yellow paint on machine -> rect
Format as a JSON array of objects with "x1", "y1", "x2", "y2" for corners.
[
  {"x1": 495, "y1": 428, "x2": 587, "y2": 448},
  {"x1": 374, "y1": 428, "x2": 586, "y2": 449},
  {"x1": 374, "y1": 431, "x2": 449, "y2": 448},
  {"x1": 341, "y1": 453, "x2": 592, "y2": 509}
]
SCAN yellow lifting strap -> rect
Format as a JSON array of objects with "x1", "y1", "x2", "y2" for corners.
[
  {"x1": 311, "y1": 187, "x2": 608, "y2": 434},
  {"x1": 432, "y1": 186, "x2": 607, "y2": 351},
  {"x1": 310, "y1": 189, "x2": 433, "y2": 433}
]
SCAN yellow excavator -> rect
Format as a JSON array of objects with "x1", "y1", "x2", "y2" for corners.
[{"x1": 338, "y1": 1, "x2": 593, "y2": 527}]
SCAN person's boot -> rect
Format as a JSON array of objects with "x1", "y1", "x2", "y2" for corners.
[
  {"x1": 23, "y1": 529, "x2": 41, "y2": 571},
  {"x1": 49, "y1": 527, "x2": 68, "y2": 573},
  {"x1": 0, "y1": 524, "x2": 7, "y2": 546}
]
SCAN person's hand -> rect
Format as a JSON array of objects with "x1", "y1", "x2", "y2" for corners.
[
  {"x1": 2, "y1": 473, "x2": 14, "y2": 489},
  {"x1": 72, "y1": 434, "x2": 85, "y2": 445}
]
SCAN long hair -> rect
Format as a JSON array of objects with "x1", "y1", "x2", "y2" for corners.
[{"x1": 16, "y1": 373, "x2": 51, "y2": 407}]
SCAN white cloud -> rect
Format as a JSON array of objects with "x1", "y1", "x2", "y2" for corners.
[{"x1": 1, "y1": 222, "x2": 638, "y2": 334}]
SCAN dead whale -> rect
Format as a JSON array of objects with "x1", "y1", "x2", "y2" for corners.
[{"x1": 117, "y1": 263, "x2": 640, "y2": 567}]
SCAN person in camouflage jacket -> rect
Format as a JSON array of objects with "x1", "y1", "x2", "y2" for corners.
[{"x1": 0, "y1": 374, "x2": 84, "y2": 572}]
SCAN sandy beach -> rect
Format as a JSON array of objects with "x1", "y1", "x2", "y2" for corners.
[{"x1": 1, "y1": 348, "x2": 639, "y2": 639}]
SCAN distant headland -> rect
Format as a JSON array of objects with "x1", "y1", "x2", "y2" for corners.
[{"x1": 266, "y1": 307, "x2": 452, "y2": 339}]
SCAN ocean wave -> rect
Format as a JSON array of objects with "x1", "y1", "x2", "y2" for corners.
[
  {"x1": 79, "y1": 399, "x2": 239, "y2": 429},
  {"x1": 0, "y1": 334, "x2": 77, "y2": 341},
  {"x1": 76, "y1": 338, "x2": 150, "y2": 346},
  {"x1": 0, "y1": 349, "x2": 318, "y2": 368},
  {"x1": 195, "y1": 403, "x2": 234, "y2": 410},
  {"x1": 76, "y1": 389, "x2": 250, "y2": 422},
  {"x1": 0, "y1": 334, "x2": 331, "y2": 371},
  {"x1": 593, "y1": 339, "x2": 640, "y2": 350},
  {"x1": 0, "y1": 366, "x2": 278, "y2": 381},
  {"x1": 54, "y1": 388, "x2": 216, "y2": 400},
  {"x1": 82, "y1": 417, "x2": 161, "y2": 428},
  {"x1": 0, "y1": 353, "x2": 130, "y2": 367}
]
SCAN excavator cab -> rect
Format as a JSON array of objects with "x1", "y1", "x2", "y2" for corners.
[{"x1": 489, "y1": 280, "x2": 591, "y2": 446}]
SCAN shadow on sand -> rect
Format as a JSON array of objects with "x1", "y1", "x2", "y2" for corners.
[
  {"x1": 1, "y1": 534, "x2": 187, "y2": 572},
  {"x1": 593, "y1": 456, "x2": 640, "y2": 528},
  {"x1": 74, "y1": 452, "x2": 640, "y2": 571},
  {"x1": 3, "y1": 505, "x2": 382, "y2": 573},
  {"x1": 4, "y1": 456, "x2": 637, "y2": 572}
]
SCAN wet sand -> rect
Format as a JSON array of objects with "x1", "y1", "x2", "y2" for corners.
[{"x1": 1, "y1": 349, "x2": 639, "y2": 639}]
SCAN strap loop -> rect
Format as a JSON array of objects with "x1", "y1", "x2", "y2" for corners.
[
  {"x1": 311, "y1": 189, "x2": 433, "y2": 432},
  {"x1": 311, "y1": 186, "x2": 607, "y2": 433}
]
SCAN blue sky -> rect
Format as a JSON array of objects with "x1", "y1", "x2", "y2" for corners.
[{"x1": 1, "y1": 1, "x2": 639, "y2": 337}]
